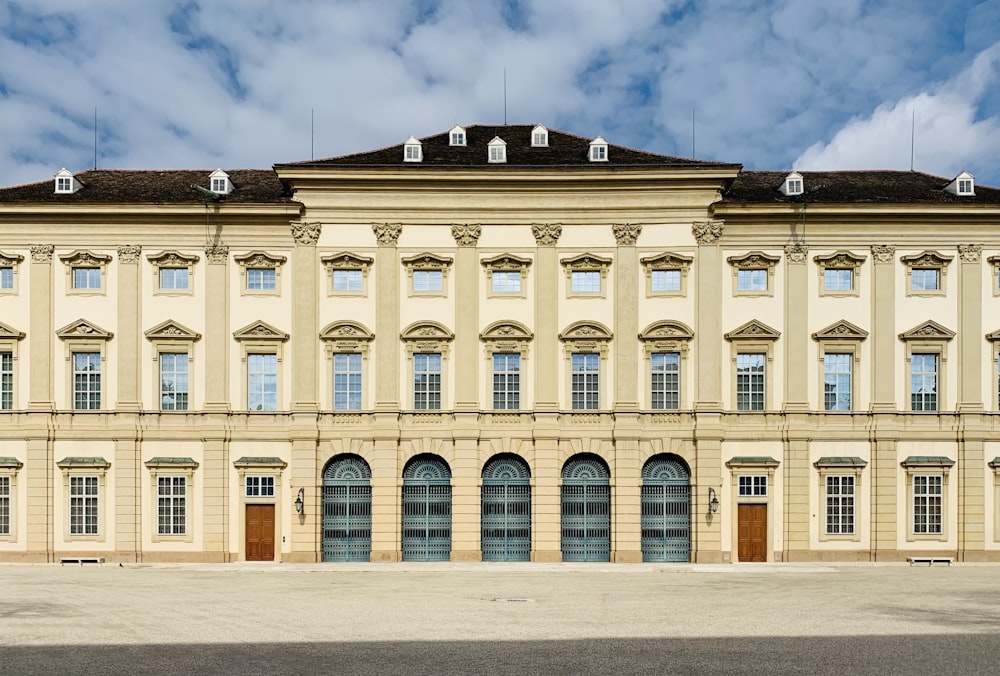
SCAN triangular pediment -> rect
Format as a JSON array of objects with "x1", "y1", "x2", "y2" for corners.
[
  {"x1": 725, "y1": 320, "x2": 780, "y2": 341},
  {"x1": 400, "y1": 321, "x2": 454, "y2": 342},
  {"x1": 320, "y1": 320, "x2": 374, "y2": 342},
  {"x1": 812, "y1": 320, "x2": 868, "y2": 341},
  {"x1": 561, "y1": 253, "x2": 612, "y2": 270},
  {"x1": 639, "y1": 320, "x2": 694, "y2": 341},
  {"x1": 144, "y1": 320, "x2": 201, "y2": 341},
  {"x1": 899, "y1": 320, "x2": 955, "y2": 341},
  {"x1": 233, "y1": 320, "x2": 289, "y2": 342},
  {"x1": 0, "y1": 321, "x2": 25, "y2": 340},
  {"x1": 559, "y1": 321, "x2": 613, "y2": 342},
  {"x1": 480, "y1": 320, "x2": 533, "y2": 342},
  {"x1": 56, "y1": 319, "x2": 113, "y2": 340}
]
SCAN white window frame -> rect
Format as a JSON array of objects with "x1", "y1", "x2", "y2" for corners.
[
  {"x1": 650, "y1": 352, "x2": 681, "y2": 411},
  {"x1": 0, "y1": 458, "x2": 21, "y2": 540},
  {"x1": 235, "y1": 251, "x2": 286, "y2": 297},
  {"x1": 147, "y1": 251, "x2": 198, "y2": 297},
  {"x1": 481, "y1": 254, "x2": 531, "y2": 299},
  {"x1": 245, "y1": 475, "x2": 276, "y2": 497},
  {"x1": 728, "y1": 251, "x2": 779, "y2": 297},
  {"x1": 401, "y1": 321, "x2": 454, "y2": 412},
  {"x1": 0, "y1": 252, "x2": 23, "y2": 296},
  {"x1": 402, "y1": 253, "x2": 453, "y2": 298},
  {"x1": 902, "y1": 251, "x2": 951, "y2": 297},
  {"x1": 559, "y1": 321, "x2": 612, "y2": 412},
  {"x1": 531, "y1": 125, "x2": 548, "y2": 147},
  {"x1": 738, "y1": 474, "x2": 768, "y2": 497},
  {"x1": 814, "y1": 457, "x2": 866, "y2": 542},
  {"x1": 208, "y1": 169, "x2": 232, "y2": 195},
  {"x1": 60, "y1": 250, "x2": 111, "y2": 296},
  {"x1": 639, "y1": 320, "x2": 693, "y2": 411},
  {"x1": 561, "y1": 253, "x2": 612, "y2": 298},
  {"x1": 58, "y1": 457, "x2": 110, "y2": 541},
  {"x1": 403, "y1": 137, "x2": 422, "y2": 162},
  {"x1": 488, "y1": 137, "x2": 507, "y2": 163},
  {"x1": 320, "y1": 320, "x2": 373, "y2": 412},
  {"x1": 322, "y1": 252, "x2": 373, "y2": 298},
  {"x1": 589, "y1": 137, "x2": 608, "y2": 162},
  {"x1": 449, "y1": 125, "x2": 466, "y2": 146},
  {"x1": 480, "y1": 320, "x2": 532, "y2": 412}
]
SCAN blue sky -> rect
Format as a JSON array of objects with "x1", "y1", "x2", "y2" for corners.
[{"x1": 2, "y1": 0, "x2": 999, "y2": 188}]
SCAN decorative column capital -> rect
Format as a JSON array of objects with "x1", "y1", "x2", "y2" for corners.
[
  {"x1": 692, "y1": 219, "x2": 724, "y2": 244},
  {"x1": 531, "y1": 223, "x2": 562, "y2": 246},
  {"x1": 290, "y1": 221, "x2": 321, "y2": 246},
  {"x1": 117, "y1": 244, "x2": 142, "y2": 264},
  {"x1": 958, "y1": 244, "x2": 982, "y2": 263},
  {"x1": 30, "y1": 244, "x2": 54, "y2": 263},
  {"x1": 871, "y1": 244, "x2": 895, "y2": 264},
  {"x1": 784, "y1": 242, "x2": 808, "y2": 264},
  {"x1": 612, "y1": 223, "x2": 642, "y2": 246},
  {"x1": 372, "y1": 222, "x2": 402, "y2": 246},
  {"x1": 204, "y1": 244, "x2": 230, "y2": 264},
  {"x1": 450, "y1": 223, "x2": 481, "y2": 247}
]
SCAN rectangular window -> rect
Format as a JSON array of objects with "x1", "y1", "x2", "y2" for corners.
[
  {"x1": 157, "y1": 476, "x2": 186, "y2": 535},
  {"x1": 159, "y1": 353, "x2": 189, "y2": 411},
  {"x1": 491, "y1": 271, "x2": 521, "y2": 293},
  {"x1": 825, "y1": 475, "x2": 855, "y2": 535},
  {"x1": 72, "y1": 267, "x2": 101, "y2": 289},
  {"x1": 159, "y1": 267, "x2": 189, "y2": 290},
  {"x1": 0, "y1": 475, "x2": 9, "y2": 535},
  {"x1": 823, "y1": 353, "x2": 852, "y2": 411},
  {"x1": 413, "y1": 270, "x2": 443, "y2": 293},
  {"x1": 823, "y1": 268, "x2": 853, "y2": 292},
  {"x1": 736, "y1": 352, "x2": 765, "y2": 411},
  {"x1": 69, "y1": 475, "x2": 99, "y2": 535},
  {"x1": 245, "y1": 475, "x2": 275, "y2": 497},
  {"x1": 492, "y1": 353, "x2": 520, "y2": 410},
  {"x1": 911, "y1": 269, "x2": 939, "y2": 291},
  {"x1": 571, "y1": 353, "x2": 599, "y2": 410},
  {"x1": 57, "y1": 177, "x2": 72, "y2": 192},
  {"x1": 489, "y1": 146, "x2": 506, "y2": 162},
  {"x1": 913, "y1": 475, "x2": 942, "y2": 534},
  {"x1": 650, "y1": 352, "x2": 680, "y2": 410},
  {"x1": 737, "y1": 269, "x2": 767, "y2": 291},
  {"x1": 332, "y1": 269, "x2": 363, "y2": 292},
  {"x1": 247, "y1": 353, "x2": 277, "y2": 411},
  {"x1": 911, "y1": 353, "x2": 938, "y2": 411},
  {"x1": 571, "y1": 271, "x2": 601, "y2": 293},
  {"x1": 650, "y1": 270, "x2": 682, "y2": 293},
  {"x1": 0, "y1": 351, "x2": 11, "y2": 410},
  {"x1": 73, "y1": 352, "x2": 101, "y2": 410},
  {"x1": 0, "y1": 267, "x2": 13, "y2": 289},
  {"x1": 413, "y1": 352, "x2": 442, "y2": 410},
  {"x1": 246, "y1": 268, "x2": 276, "y2": 291},
  {"x1": 738, "y1": 475, "x2": 768, "y2": 497},
  {"x1": 451, "y1": 132, "x2": 464, "y2": 145},
  {"x1": 333, "y1": 352, "x2": 362, "y2": 410}
]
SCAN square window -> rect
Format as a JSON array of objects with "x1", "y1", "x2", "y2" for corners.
[
  {"x1": 57, "y1": 177, "x2": 73, "y2": 192},
  {"x1": 591, "y1": 146, "x2": 606, "y2": 161},
  {"x1": 72, "y1": 267, "x2": 101, "y2": 290},
  {"x1": 157, "y1": 476, "x2": 186, "y2": 535},
  {"x1": 73, "y1": 352, "x2": 101, "y2": 410},
  {"x1": 413, "y1": 353, "x2": 442, "y2": 410},
  {"x1": 786, "y1": 178, "x2": 803, "y2": 194},
  {"x1": 533, "y1": 132, "x2": 547, "y2": 146},
  {"x1": 823, "y1": 353, "x2": 852, "y2": 411},
  {"x1": 247, "y1": 353, "x2": 277, "y2": 411},
  {"x1": 211, "y1": 178, "x2": 227, "y2": 192},
  {"x1": 491, "y1": 271, "x2": 521, "y2": 294},
  {"x1": 735, "y1": 352, "x2": 765, "y2": 411},
  {"x1": 246, "y1": 268, "x2": 276, "y2": 291},
  {"x1": 737, "y1": 269, "x2": 767, "y2": 292},
  {"x1": 159, "y1": 267, "x2": 189, "y2": 290},
  {"x1": 0, "y1": 267, "x2": 12, "y2": 289},
  {"x1": 332, "y1": 269, "x2": 363, "y2": 292},
  {"x1": 571, "y1": 271, "x2": 601, "y2": 293},
  {"x1": 413, "y1": 270, "x2": 443, "y2": 293},
  {"x1": 910, "y1": 353, "x2": 938, "y2": 411},
  {"x1": 823, "y1": 268, "x2": 853, "y2": 292},
  {"x1": 159, "y1": 353, "x2": 189, "y2": 411},
  {"x1": 333, "y1": 352, "x2": 362, "y2": 410},
  {"x1": 911, "y1": 268, "x2": 939, "y2": 291},
  {"x1": 650, "y1": 270, "x2": 681, "y2": 293},
  {"x1": 825, "y1": 475, "x2": 855, "y2": 535},
  {"x1": 245, "y1": 475, "x2": 275, "y2": 497},
  {"x1": 405, "y1": 145, "x2": 421, "y2": 161},
  {"x1": 571, "y1": 352, "x2": 599, "y2": 410},
  {"x1": 69, "y1": 475, "x2": 99, "y2": 535},
  {"x1": 738, "y1": 475, "x2": 768, "y2": 496},
  {"x1": 489, "y1": 146, "x2": 506, "y2": 162},
  {"x1": 492, "y1": 353, "x2": 520, "y2": 410},
  {"x1": 913, "y1": 475, "x2": 942, "y2": 534},
  {"x1": 650, "y1": 352, "x2": 680, "y2": 410},
  {"x1": 958, "y1": 179, "x2": 973, "y2": 194}
]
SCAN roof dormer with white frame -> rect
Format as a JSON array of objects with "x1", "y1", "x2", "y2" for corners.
[
  {"x1": 209, "y1": 169, "x2": 233, "y2": 195},
  {"x1": 945, "y1": 170, "x2": 974, "y2": 196},
  {"x1": 449, "y1": 125, "x2": 466, "y2": 146},
  {"x1": 780, "y1": 171, "x2": 804, "y2": 196},
  {"x1": 488, "y1": 136, "x2": 507, "y2": 163},
  {"x1": 54, "y1": 168, "x2": 82, "y2": 194},
  {"x1": 403, "y1": 136, "x2": 423, "y2": 162},
  {"x1": 589, "y1": 136, "x2": 608, "y2": 162},
  {"x1": 531, "y1": 125, "x2": 549, "y2": 147}
]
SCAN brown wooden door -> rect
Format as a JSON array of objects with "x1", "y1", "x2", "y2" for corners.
[
  {"x1": 246, "y1": 504, "x2": 275, "y2": 561},
  {"x1": 737, "y1": 504, "x2": 767, "y2": 562}
]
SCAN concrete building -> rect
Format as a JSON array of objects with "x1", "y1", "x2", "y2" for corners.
[{"x1": 1, "y1": 125, "x2": 999, "y2": 563}]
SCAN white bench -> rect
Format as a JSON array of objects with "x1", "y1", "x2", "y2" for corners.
[
  {"x1": 906, "y1": 556, "x2": 953, "y2": 566},
  {"x1": 59, "y1": 557, "x2": 105, "y2": 566}
]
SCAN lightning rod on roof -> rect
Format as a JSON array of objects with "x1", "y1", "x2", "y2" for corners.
[
  {"x1": 910, "y1": 108, "x2": 915, "y2": 172},
  {"x1": 311, "y1": 108, "x2": 315, "y2": 161},
  {"x1": 503, "y1": 68, "x2": 507, "y2": 126},
  {"x1": 692, "y1": 108, "x2": 696, "y2": 159},
  {"x1": 94, "y1": 107, "x2": 98, "y2": 170}
]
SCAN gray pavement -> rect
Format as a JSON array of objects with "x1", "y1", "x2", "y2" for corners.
[{"x1": 2, "y1": 562, "x2": 999, "y2": 674}]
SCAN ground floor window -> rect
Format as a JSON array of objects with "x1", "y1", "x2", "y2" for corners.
[
  {"x1": 913, "y1": 475, "x2": 943, "y2": 534},
  {"x1": 157, "y1": 476, "x2": 186, "y2": 535},
  {"x1": 825, "y1": 475, "x2": 855, "y2": 535},
  {"x1": 69, "y1": 475, "x2": 99, "y2": 535}
]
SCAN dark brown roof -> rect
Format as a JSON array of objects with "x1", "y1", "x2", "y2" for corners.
[
  {"x1": 723, "y1": 170, "x2": 1000, "y2": 205},
  {"x1": 0, "y1": 169, "x2": 293, "y2": 204},
  {"x1": 280, "y1": 125, "x2": 735, "y2": 169}
]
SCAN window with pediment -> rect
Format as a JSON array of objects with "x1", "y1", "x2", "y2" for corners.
[
  {"x1": 899, "y1": 320, "x2": 954, "y2": 412},
  {"x1": 235, "y1": 251, "x2": 286, "y2": 296},
  {"x1": 320, "y1": 321, "x2": 374, "y2": 411},
  {"x1": 728, "y1": 252, "x2": 780, "y2": 297},
  {"x1": 145, "y1": 320, "x2": 201, "y2": 411},
  {"x1": 812, "y1": 320, "x2": 868, "y2": 411},
  {"x1": 401, "y1": 321, "x2": 454, "y2": 410},
  {"x1": 725, "y1": 320, "x2": 780, "y2": 411},
  {"x1": 639, "y1": 320, "x2": 693, "y2": 410},
  {"x1": 562, "y1": 253, "x2": 612, "y2": 298},
  {"x1": 147, "y1": 250, "x2": 199, "y2": 296},
  {"x1": 0, "y1": 251, "x2": 23, "y2": 295},
  {"x1": 814, "y1": 251, "x2": 865, "y2": 297},
  {"x1": 322, "y1": 252, "x2": 373, "y2": 297},
  {"x1": 57, "y1": 319, "x2": 113, "y2": 410},
  {"x1": 234, "y1": 321, "x2": 289, "y2": 411},
  {"x1": 60, "y1": 250, "x2": 111, "y2": 295},
  {"x1": 559, "y1": 321, "x2": 612, "y2": 410},
  {"x1": 402, "y1": 253, "x2": 453, "y2": 297},
  {"x1": 641, "y1": 252, "x2": 692, "y2": 297},
  {"x1": 901, "y1": 251, "x2": 951, "y2": 297},
  {"x1": 481, "y1": 254, "x2": 531, "y2": 298},
  {"x1": 481, "y1": 321, "x2": 533, "y2": 411}
]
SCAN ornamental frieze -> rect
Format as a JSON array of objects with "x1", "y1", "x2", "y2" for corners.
[
  {"x1": 30, "y1": 245, "x2": 54, "y2": 264},
  {"x1": 870, "y1": 244, "x2": 895, "y2": 264},
  {"x1": 116, "y1": 245, "x2": 142, "y2": 264},
  {"x1": 784, "y1": 243, "x2": 808, "y2": 264},
  {"x1": 958, "y1": 244, "x2": 982, "y2": 263},
  {"x1": 204, "y1": 244, "x2": 229, "y2": 264}
]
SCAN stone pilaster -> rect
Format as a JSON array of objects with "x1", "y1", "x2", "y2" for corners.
[
  {"x1": 782, "y1": 432, "x2": 810, "y2": 561},
  {"x1": 450, "y1": 419, "x2": 481, "y2": 561},
  {"x1": 613, "y1": 223, "x2": 641, "y2": 411},
  {"x1": 290, "y1": 222, "x2": 321, "y2": 411},
  {"x1": 114, "y1": 436, "x2": 140, "y2": 562},
  {"x1": 612, "y1": 414, "x2": 642, "y2": 562},
  {"x1": 532, "y1": 224, "x2": 561, "y2": 412},
  {"x1": 693, "y1": 221, "x2": 723, "y2": 409},
  {"x1": 957, "y1": 244, "x2": 983, "y2": 410},
  {"x1": 783, "y1": 243, "x2": 809, "y2": 410},
  {"x1": 28, "y1": 245, "x2": 54, "y2": 410},
  {"x1": 201, "y1": 432, "x2": 231, "y2": 561},
  {"x1": 369, "y1": 433, "x2": 401, "y2": 562},
  {"x1": 531, "y1": 414, "x2": 562, "y2": 561},
  {"x1": 958, "y1": 430, "x2": 987, "y2": 560},
  {"x1": 288, "y1": 424, "x2": 319, "y2": 562},
  {"x1": 373, "y1": 223, "x2": 401, "y2": 411},
  {"x1": 870, "y1": 245, "x2": 896, "y2": 411},
  {"x1": 203, "y1": 244, "x2": 230, "y2": 411},
  {"x1": 25, "y1": 434, "x2": 53, "y2": 561},
  {"x1": 692, "y1": 418, "x2": 724, "y2": 562},
  {"x1": 451, "y1": 224, "x2": 481, "y2": 412},
  {"x1": 116, "y1": 245, "x2": 142, "y2": 410},
  {"x1": 870, "y1": 431, "x2": 898, "y2": 560}
]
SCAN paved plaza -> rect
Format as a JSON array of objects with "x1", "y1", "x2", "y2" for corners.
[{"x1": 2, "y1": 562, "x2": 999, "y2": 674}]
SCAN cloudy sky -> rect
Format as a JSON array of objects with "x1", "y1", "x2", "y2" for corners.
[{"x1": 2, "y1": 0, "x2": 999, "y2": 188}]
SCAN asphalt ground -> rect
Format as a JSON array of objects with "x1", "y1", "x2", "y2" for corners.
[{"x1": 2, "y1": 562, "x2": 999, "y2": 675}]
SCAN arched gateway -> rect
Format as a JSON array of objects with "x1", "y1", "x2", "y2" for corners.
[
  {"x1": 402, "y1": 455, "x2": 452, "y2": 561},
  {"x1": 322, "y1": 455, "x2": 372, "y2": 562},
  {"x1": 481, "y1": 454, "x2": 531, "y2": 562},
  {"x1": 560, "y1": 454, "x2": 611, "y2": 562},
  {"x1": 641, "y1": 455, "x2": 691, "y2": 562}
]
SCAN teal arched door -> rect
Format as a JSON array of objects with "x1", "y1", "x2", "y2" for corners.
[
  {"x1": 481, "y1": 454, "x2": 531, "y2": 562},
  {"x1": 561, "y1": 455, "x2": 610, "y2": 562},
  {"x1": 402, "y1": 455, "x2": 452, "y2": 561},
  {"x1": 641, "y1": 455, "x2": 691, "y2": 562},
  {"x1": 322, "y1": 455, "x2": 372, "y2": 562}
]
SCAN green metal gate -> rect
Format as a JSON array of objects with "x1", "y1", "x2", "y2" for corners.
[
  {"x1": 402, "y1": 455, "x2": 452, "y2": 561},
  {"x1": 641, "y1": 455, "x2": 691, "y2": 562},
  {"x1": 561, "y1": 455, "x2": 610, "y2": 562},
  {"x1": 322, "y1": 455, "x2": 372, "y2": 562},
  {"x1": 481, "y1": 454, "x2": 531, "y2": 562}
]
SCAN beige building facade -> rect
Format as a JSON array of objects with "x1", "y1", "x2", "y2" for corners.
[{"x1": 1, "y1": 128, "x2": 999, "y2": 563}]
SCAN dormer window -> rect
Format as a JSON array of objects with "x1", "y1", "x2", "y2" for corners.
[
  {"x1": 403, "y1": 137, "x2": 422, "y2": 163},
  {"x1": 945, "y1": 171, "x2": 975, "y2": 196},
  {"x1": 780, "y1": 172, "x2": 804, "y2": 196},
  {"x1": 589, "y1": 137, "x2": 608, "y2": 162},
  {"x1": 54, "y1": 168, "x2": 81, "y2": 194},
  {"x1": 488, "y1": 137, "x2": 507, "y2": 163},
  {"x1": 531, "y1": 125, "x2": 548, "y2": 147},
  {"x1": 209, "y1": 169, "x2": 232, "y2": 195},
  {"x1": 449, "y1": 125, "x2": 466, "y2": 146}
]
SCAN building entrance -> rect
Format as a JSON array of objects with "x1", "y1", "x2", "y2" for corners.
[
  {"x1": 245, "y1": 504, "x2": 275, "y2": 561},
  {"x1": 738, "y1": 503, "x2": 767, "y2": 562},
  {"x1": 641, "y1": 455, "x2": 691, "y2": 562},
  {"x1": 481, "y1": 454, "x2": 531, "y2": 562},
  {"x1": 322, "y1": 455, "x2": 372, "y2": 562},
  {"x1": 402, "y1": 455, "x2": 452, "y2": 561},
  {"x1": 561, "y1": 455, "x2": 610, "y2": 562}
]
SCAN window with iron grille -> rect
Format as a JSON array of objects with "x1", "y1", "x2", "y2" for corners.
[
  {"x1": 157, "y1": 476, "x2": 186, "y2": 535},
  {"x1": 910, "y1": 353, "x2": 938, "y2": 411},
  {"x1": 73, "y1": 352, "x2": 101, "y2": 410},
  {"x1": 571, "y1": 353, "x2": 599, "y2": 410},
  {"x1": 492, "y1": 353, "x2": 520, "y2": 410},
  {"x1": 413, "y1": 353, "x2": 442, "y2": 410},
  {"x1": 736, "y1": 352, "x2": 765, "y2": 411},
  {"x1": 738, "y1": 475, "x2": 767, "y2": 496},
  {"x1": 69, "y1": 475, "x2": 99, "y2": 535},
  {"x1": 823, "y1": 353, "x2": 852, "y2": 411},
  {"x1": 159, "y1": 353, "x2": 189, "y2": 411},
  {"x1": 247, "y1": 353, "x2": 277, "y2": 411},
  {"x1": 913, "y1": 475, "x2": 942, "y2": 534},
  {"x1": 245, "y1": 475, "x2": 275, "y2": 497},
  {"x1": 333, "y1": 352, "x2": 362, "y2": 410},
  {"x1": 825, "y1": 475, "x2": 855, "y2": 534},
  {"x1": 650, "y1": 352, "x2": 680, "y2": 410},
  {"x1": 0, "y1": 476, "x2": 9, "y2": 535}
]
